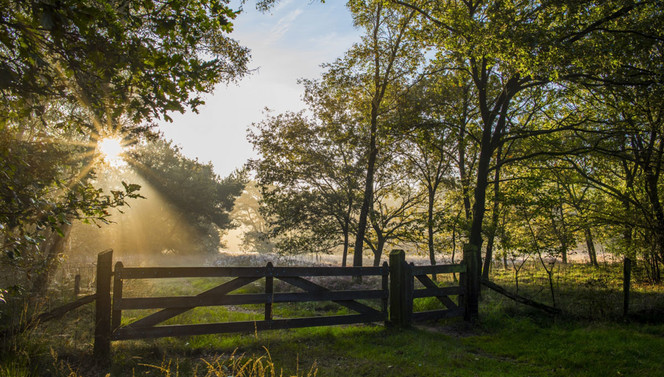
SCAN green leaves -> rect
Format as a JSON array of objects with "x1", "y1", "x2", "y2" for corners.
[
  {"x1": 129, "y1": 137, "x2": 245, "y2": 234},
  {"x1": 2, "y1": 0, "x2": 250, "y2": 130}
]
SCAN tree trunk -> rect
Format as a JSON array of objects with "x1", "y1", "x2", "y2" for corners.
[
  {"x1": 468, "y1": 142, "x2": 491, "y2": 271},
  {"x1": 458, "y1": 121, "x2": 472, "y2": 221},
  {"x1": 558, "y1": 199, "x2": 569, "y2": 264},
  {"x1": 353, "y1": 134, "x2": 377, "y2": 268},
  {"x1": 482, "y1": 143, "x2": 502, "y2": 280},
  {"x1": 30, "y1": 223, "x2": 73, "y2": 299},
  {"x1": 645, "y1": 167, "x2": 664, "y2": 271},
  {"x1": 342, "y1": 225, "x2": 349, "y2": 267},
  {"x1": 373, "y1": 242, "x2": 384, "y2": 267},
  {"x1": 584, "y1": 227, "x2": 599, "y2": 267},
  {"x1": 427, "y1": 187, "x2": 437, "y2": 280}
]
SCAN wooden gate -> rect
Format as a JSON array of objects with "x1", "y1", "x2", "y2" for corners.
[
  {"x1": 111, "y1": 262, "x2": 388, "y2": 340},
  {"x1": 93, "y1": 249, "x2": 468, "y2": 362},
  {"x1": 389, "y1": 250, "x2": 466, "y2": 326}
]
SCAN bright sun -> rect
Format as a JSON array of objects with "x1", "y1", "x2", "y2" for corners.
[{"x1": 98, "y1": 137, "x2": 126, "y2": 167}]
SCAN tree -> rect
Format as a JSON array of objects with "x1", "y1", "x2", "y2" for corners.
[
  {"x1": 337, "y1": 0, "x2": 423, "y2": 267},
  {"x1": 1, "y1": 0, "x2": 250, "y2": 301},
  {"x1": 365, "y1": 150, "x2": 422, "y2": 266},
  {"x1": 126, "y1": 138, "x2": 245, "y2": 254},
  {"x1": 393, "y1": 0, "x2": 662, "y2": 294},
  {"x1": 396, "y1": 70, "x2": 479, "y2": 272},
  {"x1": 562, "y1": 83, "x2": 664, "y2": 280},
  {"x1": 0, "y1": 122, "x2": 142, "y2": 297},
  {"x1": 1, "y1": 0, "x2": 249, "y2": 127},
  {"x1": 230, "y1": 181, "x2": 275, "y2": 254},
  {"x1": 248, "y1": 105, "x2": 365, "y2": 261}
]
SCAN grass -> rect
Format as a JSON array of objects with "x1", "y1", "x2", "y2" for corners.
[{"x1": 2, "y1": 259, "x2": 664, "y2": 376}]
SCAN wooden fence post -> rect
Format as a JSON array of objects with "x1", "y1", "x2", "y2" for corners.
[
  {"x1": 406, "y1": 262, "x2": 415, "y2": 326},
  {"x1": 112, "y1": 261, "x2": 123, "y2": 333},
  {"x1": 623, "y1": 257, "x2": 631, "y2": 317},
  {"x1": 389, "y1": 250, "x2": 409, "y2": 327},
  {"x1": 94, "y1": 249, "x2": 113, "y2": 363},
  {"x1": 265, "y1": 262, "x2": 274, "y2": 327},
  {"x1": 381, "y1": 262, "x2": 389, "y2": 326},
  {"x1": 74, "y1": 274, "x2": 81, "y2": 296},
  {"x1": 463, "y1": 244, "x2": 479, "y2": 321}
]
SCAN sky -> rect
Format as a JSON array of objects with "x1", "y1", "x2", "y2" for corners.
[{"x1": 157, "y1": 0, "x2": 361, "y2": 177}]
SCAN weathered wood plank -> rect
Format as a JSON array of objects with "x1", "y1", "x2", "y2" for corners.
[
  {"x1": 117, "y1": 266, "x2": 386, "y2": 280},
  {"x1": 118, "y1": 289, "x2": 387, "y2": 310},
  {"x1": 94, "y1": 249, "x2": 113, "y2": 362},
  {"x1": 271, "y1": 266, "x2": 384, "y2": 277},
  {"x1": 265, "y1": 262, "x2": 273, "y2": 323},
  {"x1": 112, "y1": 261, "x2": 123, "y2": 332},
  {"x1": 117, "y1": 267, "x2": 266, "y2": 279},
  {"x1": 381, "y1": 262, "x2": 389, "y2": 325},
  {"x1": 414, "y1": 274, "x2": 461, "y2": 310},
  {"x1": 389, "y1": 250, "x2": 407, "y2": 327},
  {"x1": 113, "y1": 313, "x2": 386, "y2": 340},
  {"x1": 405, "y1": 262, "x2": 414, "y2": 326}
]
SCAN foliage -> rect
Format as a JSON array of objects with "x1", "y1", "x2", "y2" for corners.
[
  {"x1": 1, "y1": 0, "x2": 249, "y2": 127},
  {"x1": 381, "y1": 0, "x2": 664, "y2": 281},
  {"x1": 1, "y1": 0, "x2": 250, "y2": 300},
  {"x1": 230, "y1": 182, "x2": 276, "y2": 254},
  {"x1": 130, "y1": 139, "x2": 245, "y2": 231},
  {"x1": 118, "y1": 138, "x2": 246, "y2": 254},
  {"x1": 246, "y1": 0, "x2": 664, "y2": 279},
  {"x1": 248, "y1": 101, "x2": 365, "y2": 257},
  {"x1": 249, "y1": 1, "x2": 427, "y2": 263},
  {"x1": 0, "y1": 123, "x2": 143, "y2": 298}
]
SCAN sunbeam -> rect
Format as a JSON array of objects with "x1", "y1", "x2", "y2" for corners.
[{"x1": 97, "y1": 136, "x2": 127, "y2": 167}]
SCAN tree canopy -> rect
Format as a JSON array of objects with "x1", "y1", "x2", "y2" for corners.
[
  {"x1": 247, "y1": 0, "x2": 664, "y2": 288},
  {"x1": 1, "y1": 0, "x2": 251, "y2": 300}
]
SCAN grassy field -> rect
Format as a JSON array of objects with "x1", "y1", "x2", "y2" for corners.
[{"x1": 1, "y1": 259, "x2": 664, "y2": 376}]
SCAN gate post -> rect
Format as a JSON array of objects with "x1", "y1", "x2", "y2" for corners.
[
  {"x1": 463, "y1": 244, "x2": 479, "y2": 321},
  {"x1": 94, "y1": 249, "x2": 113, "y2": 363},
  {"x1": 265, "y1": 262, "x2": 274, "y2": 327},
  {"x1": 389, "y1": 250, "x2": 409, "y2": 327},
  {"x1": 112, "y1": 261, "x2": 123, "y2": 333},
  {"x1": 74, "y1": 274, "x2": 81, "y2": 296},
  {"x1": 623, "y1": 257, "x2": 631, "y2": 317}
]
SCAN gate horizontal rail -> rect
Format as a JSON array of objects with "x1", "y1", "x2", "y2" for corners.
[
  {"x1": 116, "y1": 266, "x2": 384, "y2": 279},
  {"x1": 113, "y1": 313, "x2": 386, "y2": 340},
  {"x1": 117, "y1": 290, "x2": 386, "y2": 310}
]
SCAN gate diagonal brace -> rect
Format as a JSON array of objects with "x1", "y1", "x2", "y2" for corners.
[
  {"x1": 279, "y1": 276, "x2": 380, "y2": 316},
  {"x1": 415, "y1": 274, "x2": 459, "y2": 310},
  {"x1": 121, "y1": 277, "x2": 260, "y2": 330}
]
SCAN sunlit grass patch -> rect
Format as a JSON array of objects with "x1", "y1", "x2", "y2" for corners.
[{"x1": 465, "y1": 315, "x2": 664, "y2": 377}]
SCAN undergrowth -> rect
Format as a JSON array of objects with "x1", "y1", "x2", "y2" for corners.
[{"x1": 2, "y1": 258, "x2": 664, "y2": 376}]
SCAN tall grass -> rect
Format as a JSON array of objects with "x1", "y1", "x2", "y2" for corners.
[{"x1": 137, "y1": 348, "x2": 317, "y2": 377}]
